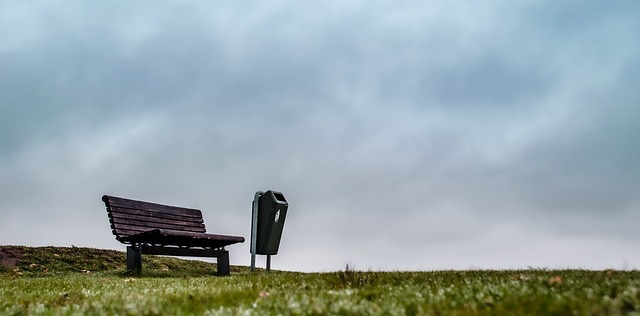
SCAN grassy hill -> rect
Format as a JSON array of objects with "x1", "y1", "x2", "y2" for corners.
[
  {"x1": 1, "y1": 246, "x2": 639, "y2": 315},
  {"x1": 0, "y1": 245, "x2": 245, "y2": 276}
]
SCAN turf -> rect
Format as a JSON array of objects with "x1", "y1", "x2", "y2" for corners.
[{"x1": 1, "y1": 246, "x2": 639, "y2": 315}]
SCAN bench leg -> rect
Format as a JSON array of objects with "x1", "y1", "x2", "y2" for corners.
[
  {"x1": 217, "y1": 250, "x2": 230, "y2": 276},
  {"x1": 127, "y1": 245, "x2": 142, "y2": 274}
]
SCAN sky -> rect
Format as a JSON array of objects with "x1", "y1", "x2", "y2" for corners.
[{"x1": 1, "y1": 1, "x2": 639, "y2": 272}]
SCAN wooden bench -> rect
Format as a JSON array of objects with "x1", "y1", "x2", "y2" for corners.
[{"x1": 102, "y1": 195, "x2": 245, "y2": 275}]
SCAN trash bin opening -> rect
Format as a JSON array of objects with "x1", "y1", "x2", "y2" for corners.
[{"x1": 273, "y1": 192, "x2": 286, "y2": 202}]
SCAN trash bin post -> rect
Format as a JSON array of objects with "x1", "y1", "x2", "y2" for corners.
[
  {"x1": 266, "y1": 255, "x2": 271, "y2": 272},
  {"x1": 250, "y1": 191, "x2": 264, "y2": 272}
]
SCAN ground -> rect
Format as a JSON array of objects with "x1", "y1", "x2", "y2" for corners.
[{"x1": 0, "y1": 246, "x2": 22, "y2": 267}]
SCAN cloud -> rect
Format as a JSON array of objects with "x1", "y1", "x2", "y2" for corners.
[{"x1": 1, "y1": 0, "x2": 639, "y2": 271}]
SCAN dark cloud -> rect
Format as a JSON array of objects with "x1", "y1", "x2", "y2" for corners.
[{"x1": 1, "y1": 1, "x2": 639, "y2": 271}]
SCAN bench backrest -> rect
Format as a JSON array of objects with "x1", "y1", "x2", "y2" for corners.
[{"x1": 102, "y1": 195, "x2": 207, "y2": 243}]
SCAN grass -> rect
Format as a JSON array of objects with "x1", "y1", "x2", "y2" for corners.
[{"x1": 1, "y1": 246, "x2": 639, "y2": 315}]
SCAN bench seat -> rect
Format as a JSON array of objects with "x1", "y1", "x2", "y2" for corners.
[{"x1": 122, "y1": 229, "x2": 245, "y2": 249}]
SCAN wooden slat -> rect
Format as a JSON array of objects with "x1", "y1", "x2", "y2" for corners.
[
  {"x1": 113, "y1": 228, "x2": 149, "y2": 242},
  {"x1": 152, "y1": 229, "x2": 245, "y2": 242},
  {"x1": 110, "y1": 218, "x2": 205, "y2": 233},
  {"x1": 112, "y1": 227, "x2": 148, "y2": 236},
  {"x1": 109, "y1": 212, "x2": 204, "y2": 227},
  {"x1": 102, "y1": 195, "x2": 202, "y2": 218},
  {"x1": 113, "y1": 229, "x2": 144, "y2": 237},
  {"x1": 111, "y1": 222, "x2": 206, "y2": 234},
  {"x1": 110, "y1": 220, "x2": 206, "y2": 233},
  {"x1": 108, "y1": 207, "x2": 204, "y2": 223},
  {"x1": 122, "y1": 229, "x2": 245, "y2": 248}
]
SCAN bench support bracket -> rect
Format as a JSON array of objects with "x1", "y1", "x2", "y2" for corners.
[{"x1": 127, "y1": 245, "x2": 142, "y2": 273}]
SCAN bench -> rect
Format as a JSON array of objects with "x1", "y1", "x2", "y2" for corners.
[{"x1": 102, "y1": 195, "x2": 245, "y2": 275}]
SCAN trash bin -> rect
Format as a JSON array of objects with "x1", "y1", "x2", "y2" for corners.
[{"x1": 255, "y1": 190, "x2": 288, "y2": 255}]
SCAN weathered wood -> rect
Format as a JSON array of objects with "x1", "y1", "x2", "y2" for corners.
[
  {"x1": 113, "y1": 229, "x2": 142, "y2": 242},
  {"x1": 109, "y1": 213, "x2": 204, "y2": 228},
  {"x1": 102, "y1": 194, "x2": 244, "y2": 276},
  {"x1": 109, "y1": 207, "x2": 204, "y2": 223},
  {"x1": 103, "y1": 195, "x2": 202, "y2": 218},
  {"x1": 123, "y1": 229, "x2": 244, "y2": 249},
  {"x1": 109, "y1": 220, "x2": 206, "y2": 234}
]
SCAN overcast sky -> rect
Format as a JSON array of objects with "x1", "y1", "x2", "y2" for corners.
[{"x1": 1, "y1": 1, "x2": 639, "y2": 272}]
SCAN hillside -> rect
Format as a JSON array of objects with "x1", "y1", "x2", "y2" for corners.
[
  {"x1": 0, "y1": 245, "x2": 246, "y2": 276},
  {"x1": 1, "y1": 246, "x2": 639, "y2": 315}
]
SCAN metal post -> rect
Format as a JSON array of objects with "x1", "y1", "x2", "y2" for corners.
[
  {"x1": 266, "y1": 255, "x2": 271, "y2": 272},
  {"x1": 127, "y1": 244, "x2": 142, "y2": 274},
  {"x1": 250, "y1": 191, "x2": 263, "y2": 272},
  {"x1": 217, "y1": 250, "x2": 230, "y2": 276}
]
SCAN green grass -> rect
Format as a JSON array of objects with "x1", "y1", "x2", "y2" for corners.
[{"x1": 1, "y1": 246, "x2": 639, "y2": 315}]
